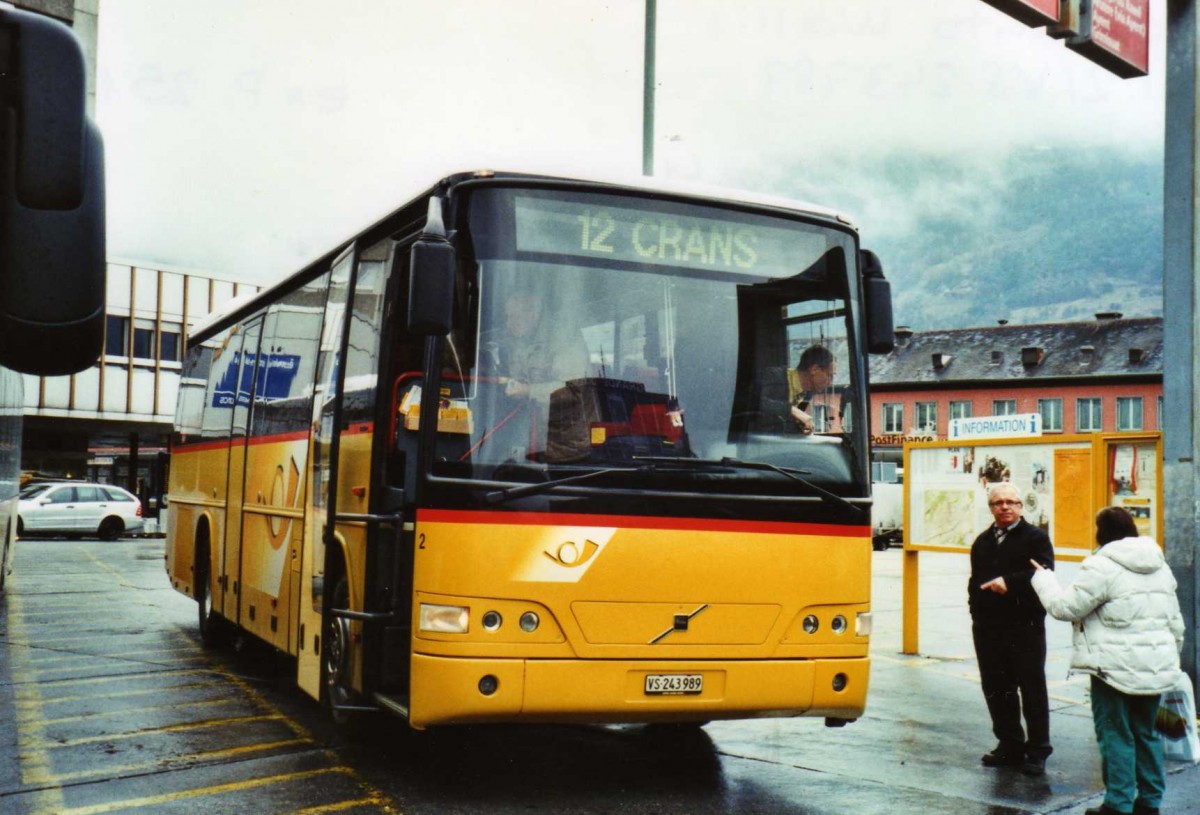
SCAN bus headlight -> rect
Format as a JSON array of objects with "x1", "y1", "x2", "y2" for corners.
[
  {"x1": 419, "y1": 603, "x2": 469, "y2": 633},
  {"x1": 831, "y1": 615, "x2": 847, "y2": 634},
  {"x1": 855, "y1": 611, "x2": 873, "y2": 637},
  {"x1": 802, "y1": 615, "x2": 819, "y2": 634}
]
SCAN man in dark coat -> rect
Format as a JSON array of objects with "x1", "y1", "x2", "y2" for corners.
[{"x1": 968, "y1": 482, "x2": 1056, "y2": 776}]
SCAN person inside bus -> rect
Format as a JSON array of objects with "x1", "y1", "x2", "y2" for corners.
[
  {"x1": 790, "y1": 344, "x2": 842, "y2": 434},
  {"x1": 486, "y1": 288, "x2": 589, "y2": 403}
]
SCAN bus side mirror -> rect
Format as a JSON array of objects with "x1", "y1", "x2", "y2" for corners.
[
  {"x1": 861, "y1": 249, "x2": 895, "y2": 354},
  {"x1": 407, "y1": 197, "x2": 455, "y2": 336},
  {"x1": 0, "y1": 8, "x2": 106, "y2": 376}
]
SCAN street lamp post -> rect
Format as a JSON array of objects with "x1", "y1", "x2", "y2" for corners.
[{"x1": 643, "y1": 0, "x2": 656, "y2": 176}]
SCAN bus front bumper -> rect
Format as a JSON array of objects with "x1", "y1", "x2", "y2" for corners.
[{"x1": 407, "y1": 653, "x2": 868, "y2": 729}]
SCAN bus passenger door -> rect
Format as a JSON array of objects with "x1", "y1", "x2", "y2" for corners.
[
  {"x1": 297, "y1": 248, "x2": 354, "y2": 700},
  {"x1": 220, "y1": 317, "x2": 263, "y2": 624}
]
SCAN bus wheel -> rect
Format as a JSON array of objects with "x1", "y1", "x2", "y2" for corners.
[
  {"x1": 196, "y1": 542, "x2": 222, "y2": 647},
  {"x1": 324, "y1": 574, "x2": 353, "y2": 723}
]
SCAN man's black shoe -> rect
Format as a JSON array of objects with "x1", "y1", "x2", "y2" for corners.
[
  {"x1": 1084, "y1": 805, "x2": 1131, "y2": 815},
  {"x1": 1132, "y1": 802, "x2": 1160, "y2": 815},
  {"x1": 1020, "y1": 756, "x2": 1046, "y2": 776},
  {"x1": 980, "y1": 747, "x2": 1024, "y2": 767}
]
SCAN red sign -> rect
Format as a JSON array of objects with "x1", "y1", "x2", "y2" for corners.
[
  {"x1": 1068, "y1": 0, "x2": 1150, "y2": 78},
  {"x1": 978, "y1": 0, "x2": 1059, "y2": 27}
]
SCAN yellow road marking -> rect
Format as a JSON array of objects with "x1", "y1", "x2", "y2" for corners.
[
  {"x1": 5, "y1": 667, "x2": 206, "y2": 689},
  {"x1": 16, "y1": 679, "x2": 222, "y2": 710},
  {"x1": 22, "y1": 644, "x2": 200, "y2": 667},
  {"x1": 56, "y1": 766, "x2": 355, "y2": 815},
  {"x1": 293, "y1": 793, "x2": 401, "y2": 814},
  {"x1": 8, "y1": 594, "x2": 68, "y2": 813},
  {"x1": 27, "y1": 713, "x2": 288, "y2": 750},
  {"x1": 22, "y1": 738, "x2": 311, "y2": 785},
  {"x1": 42, "y1": 695, "x2": 246, "y2": 725}
]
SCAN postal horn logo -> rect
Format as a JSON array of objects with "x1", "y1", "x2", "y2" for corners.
[{"x1": 544, "y1": 539, "x2": 600, "y2": 568}]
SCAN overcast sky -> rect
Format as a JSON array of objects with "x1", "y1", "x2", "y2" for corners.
[{"x1": 95, "y1": 0, "x2": 1167, "y2": 285}]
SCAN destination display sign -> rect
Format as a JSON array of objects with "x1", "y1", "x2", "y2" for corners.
[
  {"x1": 978, "y1": 0, "x2": 1059, "y2": 27},
  {"x1": 513, "y1": 194, "x2": 830, "y2": 278},
  {"x1": 1068, "y1": 0, "x2": 1149, "y2": 78}
]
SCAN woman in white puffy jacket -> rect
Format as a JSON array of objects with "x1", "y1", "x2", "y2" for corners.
[{"x1": 1030, "y1": 506, "x2": 1184, "y2": 815}]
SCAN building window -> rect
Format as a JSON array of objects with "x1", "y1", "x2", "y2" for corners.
[
  {"x1": 915, "y1": 402, "x2": 937, "y2": 434},
  {"x1": 160, "y1": 323, "x2": 182, "y2": 362},
  {"x1": 1038, "y1": 398, "x2": 1063, "y2": 432},
  {"x1": 1116, "y1": 396, "x2": 1143, "y2": 431},
  {"x1": 105, "y1": 315, "x2": 129, "y2": 357},
  {"x1": 949, "y1": 401, "x2": 973, "y2": 421},
  {"x1": 1158, "y1": 395, "x2": 1164, "y2": 430},
  {"x1": 882, "y1": 403, "x2": 904, "y2": 434},
  {"x1": 1077, "y1": 397, "x2": 1102, "y2": 432},
  {"x1": 132, "y1": 324, "x2": 156, "y2": 360},
  {"x1": 992, "y1": 399, "x2": 1017, "y2": 416}
]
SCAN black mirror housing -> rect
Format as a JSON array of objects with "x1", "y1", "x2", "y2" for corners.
[
  {"x1": 0, "y1": 9, "x2": 106, "y2": 376},
  {"x1": 406, "y1": 197, "x2": 455, "y2": 336},
  {"x1": 861, "y1": 249, "x2": 895, "y2": 354}
]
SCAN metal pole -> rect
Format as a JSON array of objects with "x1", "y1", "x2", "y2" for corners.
[
  {"x1": 643, "y1": 0, "x2": 656, "y2": 176},
  {"x1": 1163, "y1": 0, "x2": 1198, "y2": 686}
]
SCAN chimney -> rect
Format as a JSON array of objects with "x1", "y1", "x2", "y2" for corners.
[
  {"x1": 1129, "y1": 347, "x2": 1145, "y2": 364},
  {"x1": 932, "y1": 352, "x2": 952, "y2": 371},
  {"x1": 997, "y1": 319, "x2": 1009, "y2": 326},
  {"x1": 1021, "y1": 346, "x2": 1044, "y2": 367},
  {"x1": 1095, "y1": 311, "x2": 1123, "y2": 320},
  {"x1": 894, "y1": 326, "x2": 914, "y2": 346}
]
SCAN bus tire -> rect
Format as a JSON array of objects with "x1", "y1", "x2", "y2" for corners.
[
  {"x1": 323, "y1": 572, "x2": 353, "y2": 723},
  {"x1": 195, "y1": 538, "x2": 223, "y2": 647}
]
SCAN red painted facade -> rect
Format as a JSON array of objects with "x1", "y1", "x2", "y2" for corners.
[{"x1": 869, "y1": 381, "x2": 1162, "y2": 448}]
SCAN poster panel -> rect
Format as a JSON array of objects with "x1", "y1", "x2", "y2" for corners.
[{"x1": 907, "y1": 440, "x2": 1089, "y2": 552}]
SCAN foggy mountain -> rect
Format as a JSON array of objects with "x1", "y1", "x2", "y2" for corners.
[{"x1": 759, "y1": 148, "x2": 1163, "y2": 331}]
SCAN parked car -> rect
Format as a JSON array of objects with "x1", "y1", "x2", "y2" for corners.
[{"x1": 17, "y1": 481, "x2": 144, "y2": 540}]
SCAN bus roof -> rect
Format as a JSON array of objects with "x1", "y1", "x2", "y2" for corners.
[{"x1": 187, "y1": 170, "x2": 859, "y2": 347}]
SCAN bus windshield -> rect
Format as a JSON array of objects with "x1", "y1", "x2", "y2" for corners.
[{"x1": 401, "y1": 186, "x2": 866, "y2": 494}]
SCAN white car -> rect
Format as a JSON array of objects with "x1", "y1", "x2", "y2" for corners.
[{"x1": 18, "y1": 481, "x2": 144, "y2": 540}]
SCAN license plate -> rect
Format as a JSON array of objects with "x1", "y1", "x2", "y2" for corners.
[{"x1": 644, "y1": 673, "x2": 703, "y2": 695}]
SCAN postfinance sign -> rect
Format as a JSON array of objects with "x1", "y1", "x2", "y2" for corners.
[{"x1": 949, "y1": 413, "x2": 1043, "y2": 441}]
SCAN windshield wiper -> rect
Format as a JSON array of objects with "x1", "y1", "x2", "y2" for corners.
[
  {"x1": 484, "y1": 464, "x2": 655, "y2": 505},
  {"x1": 632, "y1": 456, "x2": 861, "y2": 514}
]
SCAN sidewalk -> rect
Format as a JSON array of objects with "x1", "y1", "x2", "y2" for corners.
[{"x1": 706, "y1": 547, "x2": 1200, "y2": 814}]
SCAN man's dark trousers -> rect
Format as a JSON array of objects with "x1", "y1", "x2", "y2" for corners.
[{"x1": 972, "y1": 618, "x2": 1052, "y2": 758}]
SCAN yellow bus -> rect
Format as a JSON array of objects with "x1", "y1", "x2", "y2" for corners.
[{"x1": 166, "y1": 171, "x2": 895, "y2": 729}]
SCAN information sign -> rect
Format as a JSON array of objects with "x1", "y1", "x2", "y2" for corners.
[
  {"x1": 1067, "y1": 0, "x2": 1150, "y2": 78},
  {"x1": 949, "y1": 413, "x2": 1042, "y2": 441},
  {"x1": 978, "y1": 0, "x2": 1059, "y2": 27}
]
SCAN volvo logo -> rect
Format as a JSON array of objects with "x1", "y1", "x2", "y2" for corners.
[{"x1": 650, "y1": 604, "x2": 709, "y2": 644}]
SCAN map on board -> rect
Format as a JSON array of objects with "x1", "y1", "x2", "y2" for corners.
[{"x1": 920, "y1": 488, "x2": 976, "y2": 548}]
